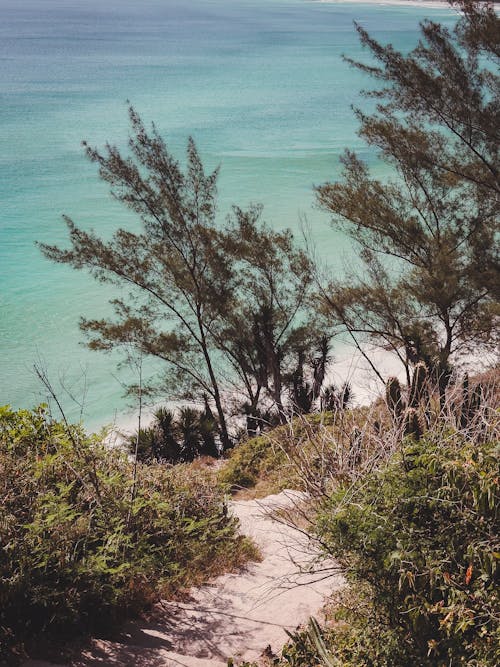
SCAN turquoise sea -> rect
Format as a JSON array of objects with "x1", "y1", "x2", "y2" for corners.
[{"x1": 0, "y1": 0, "x2": 454, "y2": 429}]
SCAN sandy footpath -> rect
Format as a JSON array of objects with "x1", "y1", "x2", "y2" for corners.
[{"x1": 25, "y1": 491, "x2": 344, "y2": 667}]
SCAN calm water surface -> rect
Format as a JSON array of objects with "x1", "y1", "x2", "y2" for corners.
[{"x1": 0, "y1": 0, "x2": 453, "y2": 428}]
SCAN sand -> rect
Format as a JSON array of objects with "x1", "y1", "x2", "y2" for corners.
[
  {"x1": 24, "y1": 491, "x2": 344, "y2": 667},
  {"x1": 313, "y1": 0, "x2": 452, "y2": 8}
]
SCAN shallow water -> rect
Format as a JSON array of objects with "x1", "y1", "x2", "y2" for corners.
[{"x1": 0, "y1": 0, "x2": 453, "y2": 429}]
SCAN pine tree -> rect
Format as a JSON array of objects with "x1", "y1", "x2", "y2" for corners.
[{"x1": 317, "y1": 1, "x2": 499, "y2": 379}]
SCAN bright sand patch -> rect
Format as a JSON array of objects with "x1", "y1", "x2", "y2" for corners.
[
  {"x1": 313, "y1": 0, "x2": 452, "y2": 8},
  {"x1": 24, "y1": 491, "x2": 344, "y2": 666}
]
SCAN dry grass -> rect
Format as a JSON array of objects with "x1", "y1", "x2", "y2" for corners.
[{"x1": 220, "y1": 366, "x2": 499, "y2": 503}]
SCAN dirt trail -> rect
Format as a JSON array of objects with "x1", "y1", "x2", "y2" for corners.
[{"x1": 25, "y1": 491, "x2": 344, "y2": 667}]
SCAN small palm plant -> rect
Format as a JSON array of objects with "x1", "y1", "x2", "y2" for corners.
[
  {"x1": 153, "y1": 407, "x2": 182, "y2": 462},
  {"x1": 128, "y1": 404, "x2": 220, "y2": 463}
]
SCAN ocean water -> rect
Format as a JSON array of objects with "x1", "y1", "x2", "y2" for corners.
[{"x1": 0, "y1": 0, "x2": 453, "y2": 429}]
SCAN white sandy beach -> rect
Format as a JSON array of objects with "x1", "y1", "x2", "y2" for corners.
[{"x1": 313, "y1": 0, "x2": 453, "y2": 9}]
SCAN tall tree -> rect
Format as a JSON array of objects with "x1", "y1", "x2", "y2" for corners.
[
  {"x1": 40, "y1": 108, "x2": 326, "y2": 443},
  {"x1": 40, "y1": 108, "x2": 236, "y2": 449},
  {"x1": 213, "y1": 205, "x2": 328, "y2": 425},
  {"x1": 316, "y1": 1, "x2": 499, "y2": 383}
]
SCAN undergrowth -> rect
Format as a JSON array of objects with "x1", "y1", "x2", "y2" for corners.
[
  {"x1": 219, "y1": 430, "x2": 293, "y2": 494},
  {"x1": 233, "y1": 371, "x2": 499, "y2": 667},
  {"x1": 236, "y1": 428, "x2": 499, "y2": 666},
  {"x1": 219, "y1": 409, "x2": 380, "y2": 497},
  {"x1": 313, "y1": 431, "x2": 499, "y2": 666},
  {"x1": 0, "y1": 405, "x2": 258, "y2": 664}
]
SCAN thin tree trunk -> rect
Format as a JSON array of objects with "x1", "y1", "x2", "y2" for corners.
[
  {"x1": 272, "y1": 365, "x2": 287, "y2": 424},
  {"x1": 438, "y1": 317, "x2": 453, "y2": 410},
  {"x1": 198, "y1": 319, "x2": 232, "y2": 450}
]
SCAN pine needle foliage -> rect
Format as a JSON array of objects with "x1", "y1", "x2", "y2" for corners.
[
  {"x1": 316, "y1": 1, "x2": 499, "y2": 376},
  {"x1": 39, "y1": 112, "x2": 327, "y2": 444}
]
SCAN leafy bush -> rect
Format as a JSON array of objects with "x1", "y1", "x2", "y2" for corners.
[
  {"x1": 311, "y1": 430, "x2": 500, "y2": 666},
  {"x1": 219, "y1": 431, "x2": 290, "y2": 492},
  {"x1": 0, "y1": 406, "x2": 257, "y2": 663},
  {"x1": 217, "y1": 414, "x2": 338, "y2": 494}
]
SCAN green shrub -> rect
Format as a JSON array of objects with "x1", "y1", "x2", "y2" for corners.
[
  {"x1": 220, "y1": 433, "x2": 281, "y2": 488},
  {"x1": 0, "y1": 405, "x2": 257, "y2": 663},
  {"x1": 219, "y1": 411, "x2": 348, "y2": 495},
  {"x1": 312, "y1": 430, "x2": 499, "y2": 666},
  {"x1": 219, "y1": 408, "x2": 383, "y2": 498}
]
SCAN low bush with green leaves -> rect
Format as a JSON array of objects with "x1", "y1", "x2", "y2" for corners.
[
  {"x1": 311, "y1": 429, "x2": 499, "y2": 666},
  {"x1": 0, "y1": 405, "x2": 257, "y2": 663},
  {"x1": 219, "y1": 407, "x2": 383, "y2": 497},
  {"x1": 219, "y1": 431, "x2": 291, "y2": 492},
  {"x1": 234, "y1": 426, "x2": 499, "y2": 667},
  {"x1": 218, "y1": 414, "x2": 340, "y2": 495}
]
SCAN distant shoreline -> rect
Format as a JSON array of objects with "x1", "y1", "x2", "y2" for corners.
[{"x1": 312, "y1": 0, "x2": 452, "y2": 9}]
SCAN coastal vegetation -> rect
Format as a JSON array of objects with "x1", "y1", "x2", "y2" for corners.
[
  {"x1": 316, "y1": 0, "x2": 499, "y2": 388},
  {"x1": 1, "y1": 1, "x2": 498, "y2": 665},
  {"x1": 238, "y1": 423, "x2": 499, "y2": 666},
  {"x1": 39, "y1": 124, "x2": 330, "y2": 449},
  {"x1": 39, "y1": 2, "x2": 498, "y2": 451},
  {"x1": 230, "y1": 5, "x2": 500, "y2": 660},
  {"x1": 0, "y1": 405, "x2": 257, "y2": 663},
  {"x1": 313, "y1": 429, "x2": 498, "y2": 666},
  {"x1": 128, "y1": 404, "x2": 219, "y2": 463}
]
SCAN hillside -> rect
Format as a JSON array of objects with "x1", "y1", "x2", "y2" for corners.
[{"x1": 3, "y1": 366, "x2": 498, "y2": 666}]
